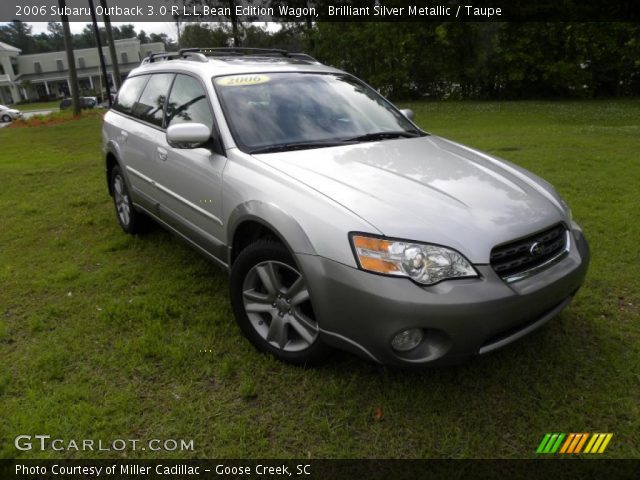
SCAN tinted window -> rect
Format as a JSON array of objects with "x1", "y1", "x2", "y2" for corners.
[
  {"x1": 166, "y1": 75, "x2": 213, "y2": 129},
  {"x1": 132, "y1": 73, "x2": 174, "y2": 126},
  {"x1": 113, "y1": 75, "x2": 149, "y2": 115}
]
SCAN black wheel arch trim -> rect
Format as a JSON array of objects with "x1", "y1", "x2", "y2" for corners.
[{"x1": 227, "y1": 201, "x2": 317, "y2": 266}]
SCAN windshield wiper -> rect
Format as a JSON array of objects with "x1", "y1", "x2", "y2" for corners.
[
  {"x1": 249, "y1": 131, "x2": 423, "y2": 154},
  {"x1": 249, "y1": 140, "x2": 351, "y2": 154},
  {"x1": 345, "y1": 131, "x2": 422, "y2": 143}
]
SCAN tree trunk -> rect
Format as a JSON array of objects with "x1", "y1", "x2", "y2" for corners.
[
  {"x1": 227, "y1": 0, "x2": 240, "y2": 46},
  {"x1": 100, "y1": 0, "x2": 122, "y2": 90},
  {"x1": 58, "y1": 0, "x2": 80, "y2": 116}
]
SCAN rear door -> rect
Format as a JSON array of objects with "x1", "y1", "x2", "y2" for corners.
[
  {"x1": 118, "y1": 73, "x2": 175, "y2": 212},
  {"x1": 110, "y1": 75, "x2": 152, "y2": 206}
]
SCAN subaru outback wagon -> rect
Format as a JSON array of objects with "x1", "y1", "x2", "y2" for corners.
[{"x1": 102, "y1": 48, "x2": 589, "y2": 366}]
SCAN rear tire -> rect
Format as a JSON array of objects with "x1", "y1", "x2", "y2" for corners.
[
  {"x1": 109, "y1": 165, "x2": 152, "y2": 234},
  {"x1": 230, "y1": 240, "x2": 332, "y2": 366}
]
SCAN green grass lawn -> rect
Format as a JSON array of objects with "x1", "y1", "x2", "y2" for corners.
[
  {"x1": 15, "y1": 100, "x2": 61, "y2": 112},
  {"x1": 0, "y1": 101, "x2": 638, "y2": 459}
]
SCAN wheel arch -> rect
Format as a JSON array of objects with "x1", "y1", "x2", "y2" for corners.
[
  {"x1": 104, "y1": 141, "x2": 124, "y2": 196},
  {"x1": 227, "y1": 201, "x2": 317, "y2": 266}
]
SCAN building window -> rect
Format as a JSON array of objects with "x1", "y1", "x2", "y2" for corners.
[
  {"x1": 121, "y1": 52, "x2": 128, "y2": 64},
  {"x1": 78, "y1": 57, "x2": 86, "y2": 69},
  {"x1": 34, "y1": 62, "x2": 42, "y2": 74},
  {"x1": 0, "y1": 64, "x2": 4, "y2": 75},
  {"x1": 56, "y1": 59, "x2": 64, "y2": 71}
]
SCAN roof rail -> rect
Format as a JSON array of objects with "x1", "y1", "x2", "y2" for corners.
[
  {"x1": 179, "y1": 47, "x2": 290, "y2": 57},
  {"x1": 141, "y1": 48, "x2": 321, "y2": 66}
]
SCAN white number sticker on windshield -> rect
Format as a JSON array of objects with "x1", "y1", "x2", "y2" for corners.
[{"x1": 216, "y1": 75, "x2": 270, "y2": 86}]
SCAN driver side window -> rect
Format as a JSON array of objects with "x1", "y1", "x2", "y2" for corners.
[{"x1": 166, "y1": 74, "x2": 213, "y2": 130}]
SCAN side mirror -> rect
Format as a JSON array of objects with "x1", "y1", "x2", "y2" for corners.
[
  {"x1": 400, "y1": 109, "x2": 415, "y2": 121},
  {"x1": 166, "y1": 123, "x2": 211, "y2": 149}
]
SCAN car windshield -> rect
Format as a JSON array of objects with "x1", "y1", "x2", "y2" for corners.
[{"x1": 213, "y1": 72, "x2": 423, "y2": 153}]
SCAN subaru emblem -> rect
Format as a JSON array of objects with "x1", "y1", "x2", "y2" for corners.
[{"x1": 529, "y1": 242, "x2": 544, "y2": 257}]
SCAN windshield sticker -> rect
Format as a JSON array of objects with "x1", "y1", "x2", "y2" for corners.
[{"x1": 216, "y1": 75, "x2": 270, "y2": 86}]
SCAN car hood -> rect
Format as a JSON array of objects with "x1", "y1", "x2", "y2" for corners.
[{"x1": 252, "y1": 136, "x2": 568, "y2": 263}]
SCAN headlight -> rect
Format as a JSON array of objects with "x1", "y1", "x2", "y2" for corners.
[{"x1": 351, "y1": 234, "x2": 478, "y2": 285}]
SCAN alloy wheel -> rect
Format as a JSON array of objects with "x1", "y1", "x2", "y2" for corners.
[
  {"x1": 113, "y1": 174, "x2": 131, "y2": 226},
  {"x1": 242, "y1": 260, "x2": 319, "y2": 352}
]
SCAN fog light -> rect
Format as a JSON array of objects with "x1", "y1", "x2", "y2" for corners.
[{"x1": 391, "y1": 328, "x2": 424, "y2": 352}]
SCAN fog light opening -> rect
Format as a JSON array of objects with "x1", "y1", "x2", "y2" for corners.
[{"x1": 391, "y1": 328, "x2": 424, "y2": 352}]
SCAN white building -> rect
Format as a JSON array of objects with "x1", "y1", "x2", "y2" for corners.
[{"x1": 0, "y1": 38, "x2": 165, "y2": 104}]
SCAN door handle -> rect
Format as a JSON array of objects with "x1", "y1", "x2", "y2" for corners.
[{"x1": 157, "y1": 147, "x2": 168, "y2": 161}]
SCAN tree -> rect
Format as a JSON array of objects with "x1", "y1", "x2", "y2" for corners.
[
  {"x1": 99, "y1": 0, "x2": 122, "y2": 91},
  {"x1": 117, "y1": 24, "x2": 137, "y2": 39},
  {"x1": 46, "y1": 22, "x2": 66, "y2": 51},
  {"x1": 178, "y1": 0, "x2": 241, "y2": 46},
  {"x1": 179, "y1": 23, "x2": 231, "y2": 49},
  {"x1": 137, "y1": 30, "x2": 149, "y2": 43},
  {"x1": 0, "y1": 21, "x2": 36, "y2": 53},
  {"x1": 149, "y1": 33, "x2": 179, "y2": 51},
  {"x1": 58, "y1": 1, "x2": 81, "y2": 115}
]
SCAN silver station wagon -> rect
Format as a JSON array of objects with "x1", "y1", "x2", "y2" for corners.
[{"x1": 102, "y1": 48, "x2": 590, "y2": 366}]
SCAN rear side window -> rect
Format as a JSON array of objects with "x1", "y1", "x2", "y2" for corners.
[
  {"x1": 132, "y1": 73, "x2": 174, "y2": 127},
  {"x1": 113, "y1": 75, "x2": 149, "y2": 115},
  {"x1": 166, "y1": 74, "x2": 213, "y2": 129}
]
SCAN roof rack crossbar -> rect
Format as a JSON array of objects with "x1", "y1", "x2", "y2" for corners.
[
  {"x1": 142, "y1": 52, "x2": 178, "y2": 64},
  {"x1": 180, "y1": 51, "x2": 208, "y2": 63},
  {"x1": 288, "y1": 53, "x2": 321, "y2": 64},
  {"x1": 141, "y1": 48, "x2": 320, "y2": 66}
]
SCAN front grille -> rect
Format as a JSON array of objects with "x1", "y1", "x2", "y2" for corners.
[{"x1": 490, "y1": 224, "x2": 567, "y2": 278}]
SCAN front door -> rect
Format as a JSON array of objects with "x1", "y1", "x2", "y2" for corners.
[{"x1": 153, "y1": 73, "x2": 228, "y2": 263}]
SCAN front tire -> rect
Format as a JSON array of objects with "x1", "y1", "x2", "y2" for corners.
[
  {"x1": 1, "y1": 114, "x2": 11, "y2": 122},
  {"x1": 230, "y1": 240, "x2": 331, "y2": 366},
  {"x1": 110, "y1": 165, "x2": 152, "y2": 234}
]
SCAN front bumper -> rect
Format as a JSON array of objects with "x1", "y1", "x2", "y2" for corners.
[{"x1": 297, "y1": 227, "x2": 590, "y2": 366}]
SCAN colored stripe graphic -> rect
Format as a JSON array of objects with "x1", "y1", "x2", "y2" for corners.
[
  {"x1": 574, "y1": 433, "x2": 589, "y2": 453},
  {"x1": 537, "y1": 433, "x2": 565, "y2": 453},
  {"x1": 536, "y1": 433, "x2": 552, "y2": 454},
  {"x1": 584, "y1": 433, "x2": 614, "y2": 454},
  {"x1": 538, "y1": 433, "x2": 613, "y2": 454},
  {"x1": 559, "y1": 434, "x2": 574, "y2": 453},
  {"x1": 584, "y1": 434, "x2": 598, "y2": 453},
  {"x1": 550, "y1": 433, "x2": 565, "y2": 453}
]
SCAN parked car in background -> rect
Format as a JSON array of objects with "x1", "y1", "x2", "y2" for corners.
[
  {"x1": 102, "y1": 48, "x2": 590, "y2": 367},
  {"x1": 97, "y1": 94, "x2": 116, "y2": 109},
  {"x1": 0, "y1": 105, "x2": 22, "y2": 122},
  {"x1": 59, "y1": 97, "x2": 97, "y2": 110}
]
